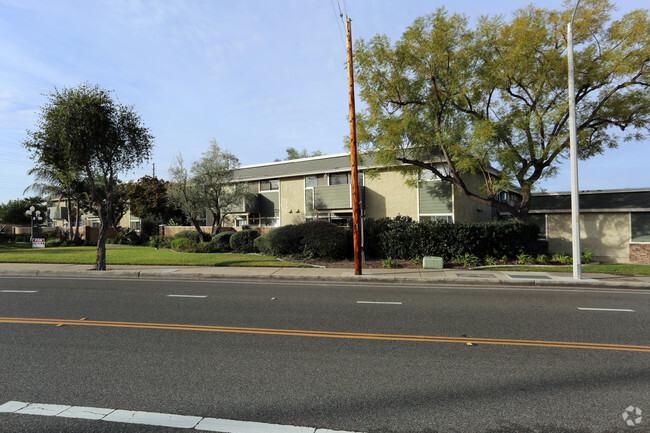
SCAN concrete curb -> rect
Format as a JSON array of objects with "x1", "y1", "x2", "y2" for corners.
[{"x1": 1, "y1": 268, "x2": 648, "y2": 290}]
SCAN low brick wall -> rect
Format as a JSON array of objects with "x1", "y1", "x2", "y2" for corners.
[
  {"x1": 84, "y1": 227, "x2": 118, "y2": 243},
  {"x1": 630, "y1": 244, "x2": 650, "y2": 264},
  {"x1": 158, "y1": 225, "x2": 238, "y2": 237},
  {"x1": 11, "y1": 226, "x2": 57, "y2": 235}
]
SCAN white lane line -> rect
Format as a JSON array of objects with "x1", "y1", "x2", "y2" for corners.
[
  {"x1": 0, "y1": 290, "x2": 39, "y2": 293},
  {"x1": 104, "y1": 409, "x2": 202, "y2": 429},
  {"x1": 196, "y1": 417, "x2": 313, "y2": 432},
  {"x1": 0, "y1": 401, "x2": 362, "y2": 433},
  {"x1": 577, "y1": 307, "x2": 635, "y2": 312},
  {"x1": 167, "y1": 294, "x2": 207, "y2": 298},
  {"x1": 356, "y1": 301, "x2": 402, "y2": 305}
]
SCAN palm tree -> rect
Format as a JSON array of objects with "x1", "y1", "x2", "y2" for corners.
[{"x1": 24, "y1": 165, "x2": 87, "y2": 241}]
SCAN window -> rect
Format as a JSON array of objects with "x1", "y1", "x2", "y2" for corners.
[
  {"x1": 420, "y1": 215, "x2": 452, "y2": 223},
  {"x1": 631, "y1": 213, "x2": 650, "y2": 243},
  {"x1": 260, "y1": 179, "x2": 279, "y2": 191},
  {"x1": 328, "y1": 172, "x2": 364, "y2": 186},
  {"x1": 305, "y1": 176, "x2": 317, "y2": 188},
  {"x1": 330, "y1": 173, "x2": 349, "y2": 185}
]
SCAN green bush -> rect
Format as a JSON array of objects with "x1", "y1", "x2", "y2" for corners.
[
  {"x1": 174, "y1": 230, "x2": 210, "y2": 243},
  {"x1": 230, "y1": 230, "x2": 260, "y2": 253},
  {"x1": 0, "y1": 233, "x2": 16, "y2": 243},
  {"x1": 170, "y1": 237, "x2": 196, "y2": 252},
  {"x1": 535, "y1": 254, "x2": 549, "y2": 265},
  {"x1": 45, "y1": 239, "x2": 61, "y2": 247},
  {"x1": 581, "y1": 250, "x2": 593, "y2": 264},
  {"x1": 149, "y1": 235, "x2": 174, "y2": 249},
  {"x1": 382, "y1": 257, "x2": 399, "y2": 268},
  {"x1": 106, "y1": 238, "x2": 116, "y2": 244},
  {"x1": 363, "y1": 217, "x2": 542, "y2": 261},
  {"x1": 297, "y1": 221, "x2": 348, "y2": 259},
  {"x1": 484, "y1": 255, "x2": 499, "y2": 266},
  {"x1": 516, "y1": 253, "x2": 535, "y2": 265},
  {"x1": 15, "y1": 233, "x2": 31, "y2": 242},
  {"x1": 453, "y1": 253, "x2": 481, "y2": 268},
  {"x1": 195, "y1": 241, "x2": 220, "y2": 253},
  {"x1": 211, "y1": 231, "x2": 234, "y2": 252},
  {"x1": 254, "y1": 225, "x2": 300, "y2": 256}
]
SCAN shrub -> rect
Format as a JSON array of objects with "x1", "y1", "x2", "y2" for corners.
[
  {"x1": 382, "y1": 257, "x2": 399, "y2": 268},
  {"x1": 45, "y1": 239, "x2": 61, "y2": 247},
  {"x1": 211, "y1": 231, "x2": 234, "y2": 252},
  {"x1": 106, "y1": 238, "x2": 116, "y2": 244},
  {"x1": 297, "y1": 221, "x2": 348, "y2": 259},
  {"x1": 516, "y1": 253, "x2": 535, "y2": 265},
  {"x1": 552, "y1": 253, "x2": 572, "y2": 265},
  {"x1": 149, "y1": 235, "x2": 174, "y2": 249},
  {"x1": 484, "y1": 255, "x2": 499, "y2": 266},
  {"x1": 453, "y1": 253, "x2": 481, "y2": 268},
  {"x1": 195, "y1": 241, "x2": 220, "y2": 253},
  {"x1": 15, "y1": 233, "x2": 31, "y2": 242},
  {"x1": 254, "y1": 225, "x2": 301, "y2": 256},
  {"x1": 170, "y1": 237, "x2": 196, "y2": 252},
  {"x1": 174, "y1": 230, "x2": 210, "y2": 243},
  {"x1": 230, "y1": 230, "x2": 260, "y2": 253},
  {"x1": 536, "y1": 254, "x2": 549, "y2": 265},
  {"x1": 0, "y1": 233, "x2": 16, "y2": 243},
  {"x1": 140, "y1": 218, "x2": 159, "y2": 236},
  {"x1": 581, "y1": 250, "x2": 593, "y2": 264}
]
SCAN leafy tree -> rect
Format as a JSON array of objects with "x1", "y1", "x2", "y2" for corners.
[
  {"x1": 0, "y1": 197, "x2": 45, "y2": 226},
  {"x1": 23, "y1": 83, "x2": 154, "y2": 270},
  {"x1": 276, "y1": 147, "x2": 323, "y2": 161},
  {"x1": 167, "y1": 154, "x2": 210, "y2": 242},
  {"x1": 354, "y1": 2, "x2": 650, "y2": 220},
  {"x1": 168, "y1": 140, "x2": 251, "y2": 239},
  {"x1": 124, "y1": 175, "x2": 185, "y2": 224}
]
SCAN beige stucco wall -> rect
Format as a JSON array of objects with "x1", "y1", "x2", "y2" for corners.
[
  {"x1": 453, "y1": 173, "x2": 493, "y2": 223},
  {"x1": 280, "y1": 176, "x2": 305, "y2": 225},
  {"x1": 547, "y1": 213, "x2": 630, "y2": 262},
  {"x1": 364, "y1": 169, "x2": 418, "y2": 219}
]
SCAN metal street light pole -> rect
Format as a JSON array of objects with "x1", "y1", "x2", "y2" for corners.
[
  {"x1": 568, "y1": 1, "x2": 582, "y2": 279},
  {"x1": 25, "y1": 205, "x2": 42, "y2": 243}
]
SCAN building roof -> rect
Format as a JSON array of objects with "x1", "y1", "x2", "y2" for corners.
[
  {"x1": 232, "y1": 153, "x2": 380, "y2": 182},
  {"x1": 530, "y1": 188, "x2": 650, "y2": 213}
]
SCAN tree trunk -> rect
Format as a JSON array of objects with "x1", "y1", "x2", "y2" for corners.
[
  {"x1": 73, "y1": 199, "x2": 81, "y2": 242},
  {"x1": 191, "y1": 218, "x2": 205, "y2": 243},
  {"x1": 95, "y1": 222, "x2": 107, "y2": 270},
  {"x1": 67, "y1": 196, "x2": 74, "y2": 241}
]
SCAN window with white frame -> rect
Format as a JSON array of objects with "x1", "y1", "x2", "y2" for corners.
[
  {"x1": 631, "y1": 212, "x2": 650, "y2": 243},
  {"x1": 260, "y1": 179, "x2": 279, "y2": 191},
  {"x1": 419, "y1": 215, "x2": 452, "y2": 223}
]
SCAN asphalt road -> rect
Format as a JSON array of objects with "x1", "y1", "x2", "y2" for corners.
[{"x1": 1, "y1": 276, "x2": 649, "y2": 432}]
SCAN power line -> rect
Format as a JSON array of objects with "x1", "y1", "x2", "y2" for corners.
[{"x1": 329, "y1": 0, "x2": 345, "y2": 45}]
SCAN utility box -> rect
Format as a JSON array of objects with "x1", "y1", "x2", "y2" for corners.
[{"x1": 422, "y1": 256, "x2": 443, "y2": 269}]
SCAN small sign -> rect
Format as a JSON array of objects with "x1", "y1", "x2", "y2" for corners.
[{"x1": 32, "y1": 238, "x2": 45, "y2": 248}]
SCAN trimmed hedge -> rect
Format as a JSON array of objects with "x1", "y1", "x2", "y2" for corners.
[
  {"x1": 174, "y1": 230, "x2": 210, "y2": 243},
  {"x1": 149, "y1": 235, "x2": 175, "y2": 249},
  {"x1": 297, "y1": 221, "x2": 348, "y2": 259},
  {"x1": 230, "y1": 230, "x2": 260, "y2": 253},
  {"x1": 254, "y1": 225, "x2": 300, "y2": 256},
  {"x1": 170, "y1": 237, "x2": 196, "y2": 252},
  {"x1": 364, "y1": 217, "x2": 543, "y2": 261},
  {"x1": 211, "y1": 231, "x2": 234, "y2": 252},
  {"x1": 255, "y1": 221, "x2": 348, "y2": 260}
]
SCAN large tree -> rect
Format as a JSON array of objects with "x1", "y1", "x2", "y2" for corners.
[
  {"x1": 0, "y1": 197, "x2": 45, "y2": 226},
  {"x1": 168, "y1": 140, "x2": 250, "y2": 240},
  {"x1": 23, "y1": 83, "x2": 154, "y2": 270},
  {"x1": 354, "y1": 2, "x2": 649, "y2": 220},
  {"x1": 124, "y1": 175, "x2": 185, "y2": 225}
]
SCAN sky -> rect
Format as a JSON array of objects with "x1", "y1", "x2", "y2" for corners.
[{"x1": 0, "y1": 0, "x2": 648, "y2": 205}]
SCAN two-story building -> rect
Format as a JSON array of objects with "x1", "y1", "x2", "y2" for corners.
[{"x1": 215, "y1": 152, "x2": 505, "y2": 229}]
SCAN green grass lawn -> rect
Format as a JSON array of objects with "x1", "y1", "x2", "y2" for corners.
[
  {"x1": 0, "y1": 244, "x2": 306, "y2": 267},
  {"x1": 480, "y1": 263, "x2": 650, "y2": 275}
]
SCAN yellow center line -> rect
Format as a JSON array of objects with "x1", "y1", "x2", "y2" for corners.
[{"x1": 1, "y1": 317, "x2": 649, "y2": 352}]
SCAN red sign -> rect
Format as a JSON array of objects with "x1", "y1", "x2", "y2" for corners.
[{"x1": 32, "y1": 238, "x2": 45, "y2": 248}]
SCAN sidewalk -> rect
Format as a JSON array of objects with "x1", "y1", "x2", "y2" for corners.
[{"x1": 1, "y1": 262, "x2": 649, "y2": 290}]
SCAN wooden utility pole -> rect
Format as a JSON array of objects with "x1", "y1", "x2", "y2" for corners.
[{"x1": 346, "y1": 17, "x2": 362, "y2": 276}]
